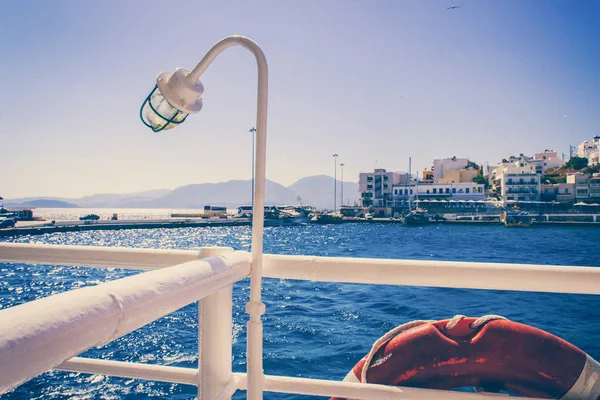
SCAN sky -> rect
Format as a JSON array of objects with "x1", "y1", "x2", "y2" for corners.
[{"x1": 1, "y1": 0, "x2": 599, "y2": 198}]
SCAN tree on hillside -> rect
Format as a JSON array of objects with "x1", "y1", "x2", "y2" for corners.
[
  {"x1": 543, "y1": 175, "x2": 567, "y2": 184},
  {"x1": 473, "y1": 175, "x2": 489, "y2": 188},
  {"x1": 467, "y1": 161, "x2": 480, "y2": 170},
  {"x1": 566, "y1": 157, "x2": 588, "y2": 170}
]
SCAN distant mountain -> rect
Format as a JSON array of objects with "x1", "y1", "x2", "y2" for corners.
[
  {"x1": 74, "y1": 189, "x2": 172, "y2": 207},
  {"x1": 3, "y1": 176, "x2": 361, "y2": 210},
  {"x1": 139, "y1": 179, "x2": 298, "y2": 208},
  {"x1": 6, "y1": 189, "x2": 171, "y2": 209},
  {"x1": 132, "y1": 176, "x2": 358, "y2": 209},
  {"x1": 288, "y1": 175, "x2": 359, "y2": 208},
  {"x1": 5, "y1": 199, "x2": 81, "y2": 208}
]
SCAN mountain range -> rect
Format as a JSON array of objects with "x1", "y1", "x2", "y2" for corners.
[{"x1": 4, "y1": 175, "x2": 359, "y2": 210}]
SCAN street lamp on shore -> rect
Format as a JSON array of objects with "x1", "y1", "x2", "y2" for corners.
[
  {"x1": 332, "y1": 153, "x2": 339, "y2": 212},
  {"x1": 139, "y1": 35, "x2": 268, "y2": 400},
  {"x1": 340, "y1": 163, "x2": 345, "y2": 207}
]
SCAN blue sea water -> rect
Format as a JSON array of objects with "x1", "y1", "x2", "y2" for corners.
[{"x1": 1, "y1": 223, "x2": 599, "y2": 399}]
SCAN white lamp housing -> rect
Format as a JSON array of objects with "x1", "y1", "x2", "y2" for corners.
[{"x1": 140, "y1": 68, "x2": 204, "y2": 132}]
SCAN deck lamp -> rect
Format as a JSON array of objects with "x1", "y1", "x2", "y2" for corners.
[
  {"x1": 138, "y1": 35, "x2": 268, "y2": 400},
  {"x1": 139, "y1": 68, "x2": 204, "y2": 132}
]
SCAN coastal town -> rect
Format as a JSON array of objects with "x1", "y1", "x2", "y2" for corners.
[
  {"x1": 349, "y1": 135, "x2": 600, "y2": 221},
  {"x1": 1, "y1": 135, "x2": 599, "y2": 235}
]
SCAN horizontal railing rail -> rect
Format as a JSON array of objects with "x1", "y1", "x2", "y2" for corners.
[
  {"x1": 0, "y1": 242, "x2": 200, "y2": 270},
  {"x1": 262, "y1": 254, "x2": 600, "y2": 295},
  {"x1": 234, "y1": 373, "x2": 532, "y2": 400},
  {"x1": 0, "y1": 248, "x2": 250, "y2": 394},
  {"x1": 57, "y1": 357, "x2": 198, "y2": 386},
  {"x1": 1, "y1": 243, "x2": 599, "y2": 294}
]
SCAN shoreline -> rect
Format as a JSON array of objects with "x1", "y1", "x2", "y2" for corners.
[{"x1": 1, "y1": 217, "x2": 599, "y2": 238}]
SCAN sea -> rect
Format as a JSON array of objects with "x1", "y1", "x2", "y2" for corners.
[{"x1": 1, "y1": 209, "x2": 600, "y2": 399}]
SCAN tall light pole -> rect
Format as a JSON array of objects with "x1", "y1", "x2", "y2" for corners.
[
  {"x1": 140, "y1": 35, "x2": 268, "y2": 400},
  {"x1": 332, "y1": 153, "x2": 338, "y2": 212},
  {"x1": 340, "y1": 163, "x2": 345, "y2": 207},
  {"x1": 249, "y1": 127, "x2": 256, "y2": 210}
]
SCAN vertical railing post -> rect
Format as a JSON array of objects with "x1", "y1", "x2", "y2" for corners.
[{"x1": 198, "y1": 246, "x2": 235, "y2": 400}]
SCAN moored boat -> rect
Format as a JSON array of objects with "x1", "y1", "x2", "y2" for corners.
[
  {"x1": 500, "y1": 208, "x2": 531, "y2": 227},
  {"x1": 311, "y1": 212, "x2": 343, "y2": 224},
  {"x1": 401, "y1": 208, "x2": 430, "y2": 226}
]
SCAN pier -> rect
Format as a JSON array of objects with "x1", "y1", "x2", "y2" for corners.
[{"x1": 0, "y1": 218, "x2": 251, "y2": 238}]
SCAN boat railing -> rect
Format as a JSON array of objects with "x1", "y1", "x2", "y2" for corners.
[{"x1": 1, "y1": 242, "x2": 599, "y2": 400}]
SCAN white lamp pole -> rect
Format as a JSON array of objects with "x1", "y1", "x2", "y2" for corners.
[
  {"x1": 340, "y1": 163, "x2": 345, "y2": 207},
  {"x1": 140, "y1": 35, "x2": 268, "y2": 400},
  {"x1": 332, "y1": 153, "x2": 338, "y2": 211},
  {"x1": 249, "y1": 127, "x2": 256, "y2": 211}
]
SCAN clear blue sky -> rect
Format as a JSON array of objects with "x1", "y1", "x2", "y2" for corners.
[{"x1": 2, "y1": 0, "x2": 599, "y2": 198}]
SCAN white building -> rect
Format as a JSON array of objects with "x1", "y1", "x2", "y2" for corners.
[
  {"x1": 501, "y1": 174, "x2": 541, "y2": 202},
  {"x1": 576, "y1": 136, "x2": 600, "y2": 166},
  {"x1": 432, "y1": 157, "x2": 469, "y2": 183},
  {"x1": 490, "y1": 157, "x2": 541, "y2": 202},
  {"x1": 391, "y1": 182, "x2": 484, "y2": 202},
  {"x1": 359, "y1": 169, "x2": 408, "y2": 207},
  {"x1": 417, "y1": 182, "x2": 484, "y2": 200},
  {"x1": 532, "y1": 150, "x2": 565, "y2": 173}
]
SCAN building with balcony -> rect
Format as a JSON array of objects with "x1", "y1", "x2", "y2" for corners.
[
  {"x1": 591, "y1": 176, "x2": 600, "y2": 201},
  {"x1": 359, "y1": 169, "x2": 408, "y2": 207},
  {"x1": 490, "y1": 156, "x2": 543, "y2": 202},
  {"x1": 532, "y1": 150, "x2": 565, "y2": 173},
  {"x1": 500, "y1": 173, "x2": 541, "y2": 202},
  {"x1": 568, "y1": 173, "x2": 600, "y2": 202},
  {"x1": 541, "y1": 183, "x2": 575, "y2": 203},
  {"x1": 491, "y1": 152, "x2": 564, "y2": 185}
]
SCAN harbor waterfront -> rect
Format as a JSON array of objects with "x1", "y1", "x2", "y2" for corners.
[
  {"x1": 1, "y1": 220, "x2": 599, "y2": 399},
  {"x1": 1, "y1": 207, "x2": 599, "y2": 238}
]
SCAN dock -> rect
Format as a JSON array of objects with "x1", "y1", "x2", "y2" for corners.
[{"x1": 0, "y1": 218, "x2": 251, "y2": 238}]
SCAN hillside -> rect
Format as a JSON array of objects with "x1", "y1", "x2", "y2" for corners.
[
  {"x1": 75, "y1": 189, "x2": 172, "y2": 207},
  {"x1": 5, "y1": 199, "x2": 81, "y2": 208},
  {"x1": 288, "y1": 175, "x2": 359, "y2": 207},
  {"x1": 544, "y1": 163, "x2": 600, "y2": 183}
]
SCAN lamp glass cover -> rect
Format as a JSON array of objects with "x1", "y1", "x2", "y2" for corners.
[{"x1": 142, "y1": 86, "x2": 188, "y2": 131}]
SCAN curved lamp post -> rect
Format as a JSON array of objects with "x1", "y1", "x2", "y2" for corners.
[{"x1": 140, "y1": 35, "x2": 267, "y2": 400}]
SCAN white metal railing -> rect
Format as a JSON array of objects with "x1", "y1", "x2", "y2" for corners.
[
  {"x1": 0, "y1": 244, "x2": 249, "y2": 398},
  {"x1": 0, "y1": 242, "x2": 599, "y2": 399}
]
